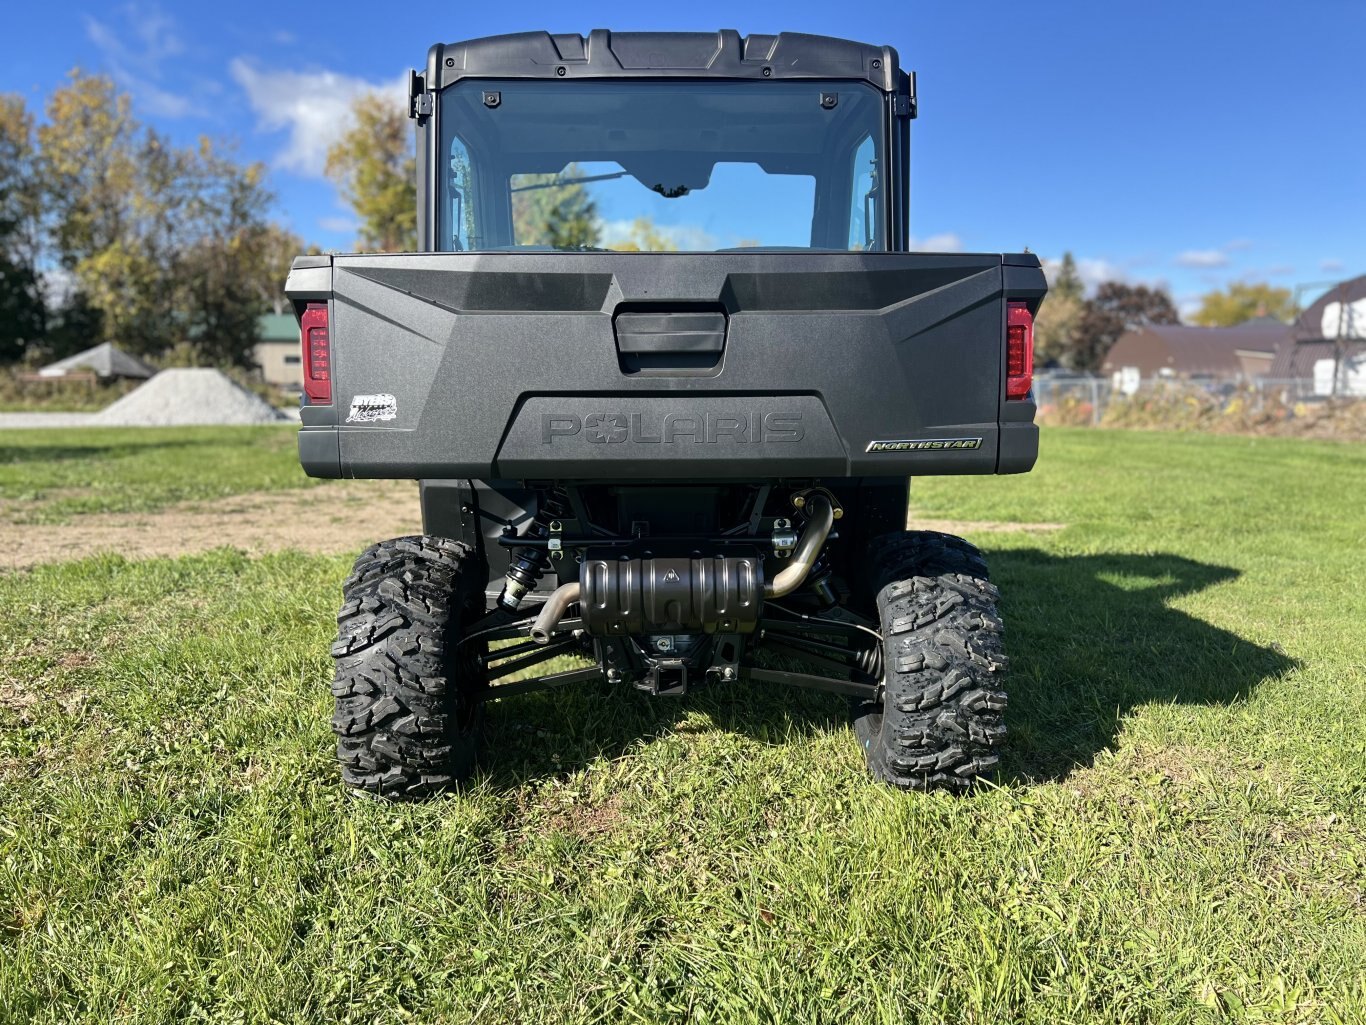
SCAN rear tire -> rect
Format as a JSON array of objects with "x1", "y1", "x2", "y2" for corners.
[
  {"x1": 854, "y1": 531, "x2": 1008, "y2": 792},
  {"x1": 330, "y1": 536, "x2": 487, "y2": 799}
]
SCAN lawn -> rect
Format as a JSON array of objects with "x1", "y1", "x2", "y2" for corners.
[
  {"x1": 1, "y1": 428, "x2": 1364, "y2": 1023},
  {"x1": 0, "y1": 425, "x2": 310, "y2": 524}
]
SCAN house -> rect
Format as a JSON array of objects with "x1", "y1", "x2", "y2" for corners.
[
  {"x1": 1101, "y1": 321, "x2": 1293, "y2": 381},
  {"x1": 36, "y1": 342, "x2": 157, "y2": 381},
  {"x1": 254, "y1": 313, "x2": 302, "y2": 389},
  {"x1": 1269, "y1": 274, "x2": 1366, "y2": 392}
]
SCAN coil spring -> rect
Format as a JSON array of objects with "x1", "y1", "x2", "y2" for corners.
[
  {"x1": 857, "y1": 636, "x2": 884, "y2": 681},
  {"x1": 498, "y1": 488, "x2": 570, "y2": 610}
]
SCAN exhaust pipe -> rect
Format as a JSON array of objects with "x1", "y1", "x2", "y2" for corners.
[
  {"x1": 530, "y1": 582, "x2": 580, "y2": 645},
  {"x1": 529, "y1": 494, "x2": 835, "y2": 643},
  {"x1": 765, "y1": 494, "x2": 836, "y2": 598}
]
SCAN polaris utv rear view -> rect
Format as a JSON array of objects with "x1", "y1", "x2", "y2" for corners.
[{"x1": 287, "y1": 29, "x2": 1045, "y2": 798}]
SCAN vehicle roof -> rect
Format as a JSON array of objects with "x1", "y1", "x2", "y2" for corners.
[{"x1": 427, "y1": 30, "x2": 904, "y2": 93}]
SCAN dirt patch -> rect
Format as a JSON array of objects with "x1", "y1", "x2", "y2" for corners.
[
  {"x1": 1066, "y1": 744, "x2": 1234, "y2": 797},
  {"x1": 905, "y1": 516, "x2": 1065, "y2": 534},
  {"x1": 0, "y1": 682, "x2": 37, "y2": 712},
  {"x1": 0, "y1": 481, "x2": 1060, "y2": 568},
  {"x1": 546, "y1": 796, "x2": 627, "y2": 839},
  {"x1": 0, "y1": 480, "x2": 422, "y2": 569}
]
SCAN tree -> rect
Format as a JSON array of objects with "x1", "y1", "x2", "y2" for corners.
[
  {"x1": 37, "y1": 72, "x2": 285, "y2": 367},
  {"x1": 512, "y1": 165, "x2": 600, "y2": 248},
  {"x1": 606, "y1": 217, "x2": 679, "y2": 252},
  {"x1": 1034, "y1": 252, "x2": 1085, "y2": 368},
  {"x1": 256, "y1": 224, "x2": 313, "y2": 314},
  {"x1": 42, "y1": 290, "x2": 104, "y2": 362},
  {"x1": 38, "y1": 73, "x2": 139, "y2": 274},
  {"x1": 178, "y1": 139, "x2": 279, "y2": 366},
  {"x1": 1191, "y1": 282, "x2": 1296, "y2": 326},
  {"x1": 0, "y1": 94, "x2": 45, "y2": 362},
  {"x1": 40, "y1": 72, "x2": 174, "y2": 352},
  {"x1": 1074, "y1": 282, "x2": 1181, "y2": 372},
  {"x1": 325, "y1": 93, "x2": 417, "y2": 252}
]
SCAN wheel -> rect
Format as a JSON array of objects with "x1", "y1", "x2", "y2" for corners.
[
  {"x1": 330, "y1": 535, "x2": 487, "y2": 799},
  {"x1": 854, "y1": 531, "x2": 1008, "y2": 792}
]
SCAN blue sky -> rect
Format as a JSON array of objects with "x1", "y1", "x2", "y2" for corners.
[{"x1": 5, "y1": 0, "x2": 1364, "y2": 314}]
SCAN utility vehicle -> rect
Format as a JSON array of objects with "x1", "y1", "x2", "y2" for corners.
[{"x1": 288, "y1": 29, "x2": 1045, "y2": 798}]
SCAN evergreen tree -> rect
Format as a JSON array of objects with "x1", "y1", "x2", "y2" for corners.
[{"x1": 1034, "y1": 252, "x2": 1085, "y2": 368}]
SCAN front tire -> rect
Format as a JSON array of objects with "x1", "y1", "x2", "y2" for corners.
[
  {"x1": 330, "y1": 536, "x2": 487, "y2": 799},
  {"x1": 854, "y1": 532, "x2": 1008, "y2": 792}
]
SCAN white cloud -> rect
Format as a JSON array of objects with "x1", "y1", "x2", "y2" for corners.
[
  {"x1": 910, "y1": 232, "x2": 963, "y2": 253},
  {"x1": 1075, "y1": 258, "x2": 1130, "y2": 291},
  {"x1": 318, "y1": 215, "x2": 358, "y2": 235},
  {"x1": 1175, "y1": 249, "x2": 1230, "y2": 269},
  {"x1": 1042, "y1": 255, "x2": 1170, "y2": 297},
  {"x1": 84, "y1": 6, "x2": 190, "y2": 118},
  {"x1": 1177, "y1": 296, "x2": 1204, "y2": 321},
  {"x1": 1321, "y1": 258, "x2": 1345, "y2": 274},
  {"x1": 1174, "y1": 239, "x2": 1256, "y2": 270},
  {"x1": 230, "y1": 59, "x2": 406, "y2": 178}
]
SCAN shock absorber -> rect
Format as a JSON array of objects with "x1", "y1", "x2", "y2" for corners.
[
  {"x1": 804, "y1": 552, "x2": 839, "y2": 609},
  {"x1": 498, "y1": 488, "x2": 570, "y2": 611}
]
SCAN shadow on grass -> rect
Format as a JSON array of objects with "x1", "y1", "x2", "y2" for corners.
[
  {"x1": 477, "y1": 549, "x2": 1296, "y2": 787},
  {"x1": 480, "y1": 665, "x2": 851, "y2": 788},
  {"x1": 992, "y1": 549, "x2": 1298, "y2": 783},
  {"x1": 0, "y1": 438, "x2": 206, "y2": 465}
]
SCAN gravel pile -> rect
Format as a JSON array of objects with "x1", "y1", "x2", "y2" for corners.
[{"x1": 95, "y1": 369, "x2": 289, "y2": 426}]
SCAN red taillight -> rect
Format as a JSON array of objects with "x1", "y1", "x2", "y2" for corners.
[
  {"x1": 301, "y1": 302, "x2": 331, "y2": 404},
  {"x1": 1006, "y1": 301, "x2": 1034, "y2": 401}
]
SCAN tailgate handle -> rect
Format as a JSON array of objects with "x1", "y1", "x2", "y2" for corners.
[{"x1": 614, "y1": 311, "x2": 727, "y2": 355}]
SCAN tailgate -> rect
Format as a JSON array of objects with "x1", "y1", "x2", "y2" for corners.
[{"x1": 286, "y1": 251, "x2": 1043, "y2": 480}]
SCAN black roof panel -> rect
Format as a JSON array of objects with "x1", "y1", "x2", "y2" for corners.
[{"x1": 430, "y1": 30, "x2": 903, "y2": 93}]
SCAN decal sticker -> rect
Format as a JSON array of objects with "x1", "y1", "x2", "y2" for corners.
[
  {"x1": 866, "y1": 437, "x2": 982, "y2": 453},
  {"x1": 346, "y1": 393, "x2": 398, "y2": 423}
]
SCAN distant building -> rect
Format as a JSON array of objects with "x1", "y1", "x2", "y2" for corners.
[
  {"x1": 1101, "y1": 322, "x2": 1292, "y2": 381},
  {"x1": 37, "y1": 342, "x2": 157, "y2": 381},
  {"x1": 1100, "y1": 274, "x2": 1366, "y2": 394},
  {"x1": 1269, "y1": 274, "x2": 1366, "y2": 392},
  {"x1": 254, "y1": 313, "x2": 302, "y2": 390}
]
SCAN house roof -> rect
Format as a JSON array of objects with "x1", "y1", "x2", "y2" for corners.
[
  {"x1": 257, "y1": 313, "x2": 297, "y2": 342},
  {"x1": 1102, "y1": 322, "x2": 1292, "y2": 377},
  {"x1": 1270, "y1": 339, "x2": 1366, "y2": 378},
  {"x1": 38, "y1": 342, "x2": 157, "y2": 380},
  {"x1": 1294, "y1": 274, "x2": 1366, "y2": 341},
  {"x1": 1270, "y1": 274, "x2": 1366, "y2": 377}
]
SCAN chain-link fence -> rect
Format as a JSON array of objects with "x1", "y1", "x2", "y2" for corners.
[{"x1": 1033, "y1": 374, "x2": 1362, "y2": 431}]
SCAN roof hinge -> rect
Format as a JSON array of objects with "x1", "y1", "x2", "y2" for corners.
[
  {"x1": 894, "y1": 71, "x2": 918, "y2": 119},
  {"x1": 407, "y1": 70, "x2": 432, "y2": 121}
]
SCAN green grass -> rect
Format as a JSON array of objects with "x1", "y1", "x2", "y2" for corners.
[
  {"x1": 2, "y1": 428, "x2": 1365, "y2": 1023},
  {"x1": 0, "y1": 426, "x2": 312, "y2": 523}
]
